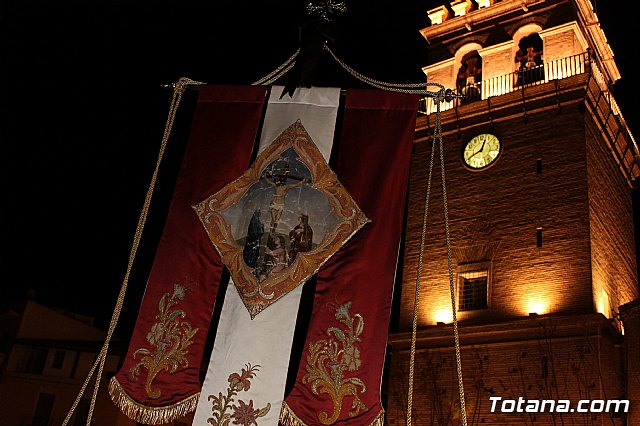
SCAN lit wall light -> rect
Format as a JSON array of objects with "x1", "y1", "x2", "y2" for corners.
[
  {"x1": 597, "y1": 288, "x2": 611, "y2": 318},
  {"x1": 433, "y1": 308, "x2": 454, "y2": 324},
  {"x1": 595, "y1": 297, "x2": 605, "y2": 316},
  {"x1": 525, "y1": 297, "x2": 548, "y2": 316}
]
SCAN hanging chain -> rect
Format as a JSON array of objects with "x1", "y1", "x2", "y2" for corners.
[
  {"x1": 61, "y1": 76, "x2": 204, "y2": 426},
  {"x1": 406, "y1": 90, "x2": 468, "y2": 426}
]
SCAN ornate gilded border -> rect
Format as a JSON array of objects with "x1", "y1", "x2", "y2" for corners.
[{"x1": 193, "y1": 120, "x2": 369, "y2": 318}]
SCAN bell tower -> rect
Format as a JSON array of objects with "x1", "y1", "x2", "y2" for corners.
[{"x1": 386, "y1": 0, "x2": 640, "y2": 424}]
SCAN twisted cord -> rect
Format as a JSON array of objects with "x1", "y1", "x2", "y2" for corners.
[
  {"x1": 65, "y1": 40, "x2": 465, "y2": 426},
  {"x1": 437, "y1": 102, "x2": 468, "y2": 426},
  {"x1": 324, "y1": 44, "x2": 446, "y2": 96},
  {"x1": 406, "y1": 92, "x2": 439, "y2": 426},
  {"x1": 251, "y1": 44, "x2": 457, "y2": 106},
  {"x1": 317, "y1": 46, "x2": 467, "y2": 424},
  {"x1": 61, "y1": 77, "x2": 204, "y2": 426},
  {"x1": 250, "y1": 48, "x2": 467, "y2": 426},
  {"x1": 406, "y1": 93, "x2": 467, "y2": 426},
  {"x1": 256, "y1": 60, "x2": 298, "y2": 86},
  {"x1": 252, "y1": 48, "x2": 301, "y2": 85}
]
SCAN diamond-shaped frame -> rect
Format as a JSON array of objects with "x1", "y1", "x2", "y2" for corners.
[{"x1": 193, "y1": 120, "x2": 370, "y2": 318}]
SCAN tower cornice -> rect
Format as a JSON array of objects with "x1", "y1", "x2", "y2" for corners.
[{"x1": 421, "y1": 0, "x2": 620, "y2": 85}]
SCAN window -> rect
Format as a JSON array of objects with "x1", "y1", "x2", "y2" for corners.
[
  {"x1": 52, "y1": 350, "x2": 65, "y2": 369},
  {"x1": 458, "y1": 262, "x2": 490, "y2": 311},
  {"x1": 25, "y1": 347, "x2": 48, "y2": 374},
  {"x1": 536, "y1": 227, "x2": 543, "y2": 247}
]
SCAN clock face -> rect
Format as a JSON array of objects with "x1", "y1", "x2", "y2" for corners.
[{"x1": 462, "y1": 133, "x2": 502, "y2": 170}]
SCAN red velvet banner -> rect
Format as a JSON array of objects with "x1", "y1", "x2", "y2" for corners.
[
  {"x1": 281, "y1": 89, "x2": 418, "y2": 425},
  {"x1": 109, "y1": 85, "x2": 267, "y2": 425}
]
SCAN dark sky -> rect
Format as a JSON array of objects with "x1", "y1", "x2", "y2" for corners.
[{"x1": 1, "y1": 1, "x2": 636, "y2": 337}]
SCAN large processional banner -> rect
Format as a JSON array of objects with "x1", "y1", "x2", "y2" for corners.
[{"x1": 109, "y1": 85, "x2": 418, "y2": 426}]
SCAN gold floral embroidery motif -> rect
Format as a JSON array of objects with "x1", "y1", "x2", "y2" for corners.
[
  {"x1": 303, "y1": 302, "x2": 367, "y2": 424},
  {"x1": 208, "y1": 364, "x2": 271, "y2": 426},
  {"x1": 128, "y1": 283, "x2": 199, "y2": 399}
]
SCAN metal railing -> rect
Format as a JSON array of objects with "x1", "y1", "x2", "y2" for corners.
[
  {"x1": 418, "y1": 50, "x2": 640, "y2": 183},
  {"x1": 420, "y1": 51, "x2": 591, "y2": 114}
]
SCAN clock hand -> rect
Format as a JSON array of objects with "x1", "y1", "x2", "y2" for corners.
[{"x1": 471, "y1": 140, "x2": 486, "y2": 158}]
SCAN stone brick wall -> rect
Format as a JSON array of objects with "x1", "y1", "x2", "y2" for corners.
[
  {"x1": 586, "y1": 116, "x2": 639, "y2": 316},
  {"x1": 480, "y1": 44, "x2": 515, "y2": 81},
  {"x1": 386, "y1": 321, "x2": 624, "y2": 425},
  {"x1": 399, "y1": 105, "x2": 595, "y2": 330},
  {"x1": 541, "y1": 27, "x2": 582, "y2": 63}
]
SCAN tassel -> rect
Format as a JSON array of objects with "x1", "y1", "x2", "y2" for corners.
[
  {"x1": 108, "y1": 377, "x2": 199, "y2": 425},
  {"x1": 279, "y1": 402, "x2": 384, "y2": 426}
]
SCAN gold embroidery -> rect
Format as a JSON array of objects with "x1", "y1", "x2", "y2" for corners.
[
  {"x1": 128, "y1": 283, "x2": 199, "y2": 399},
  {"x1": 208, "y1": 364, "x2": 271, "y2": 426},
  {"x1": 303, "y1": 302, "x2": 367, "y2": 424},
  {"x1": 279, "y1": 402, "x2": 384, "y2": 426}
]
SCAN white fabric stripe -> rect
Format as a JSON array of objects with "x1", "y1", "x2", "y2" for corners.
[
  {"x1": 192, "y1": 283, "x2": 304, "y2": 425},
  {"x1": 257, "y1": 86, "x2": 340, "y2": 161},
  {"x1": 192, "y1": 87, "x2": 340, "y2": 426}
]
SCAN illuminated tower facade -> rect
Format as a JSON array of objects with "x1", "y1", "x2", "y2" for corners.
[{"x1": 386, "y1": 0, "x2": 640, "y2": 424}]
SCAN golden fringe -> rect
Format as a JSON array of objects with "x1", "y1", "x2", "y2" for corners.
[
  {"x1": 279, "y1": 402, "x2": 384, "y2": 426},
  {"x1": 108, "y1": 377, "x2": 199, "y2": 425}
]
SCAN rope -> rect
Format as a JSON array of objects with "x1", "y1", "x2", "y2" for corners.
[
  {"x1": 406, "y1": 93, "x2": 439, "y2": 426},
  {"x1": 251, "y1": 46, "x2": 469, "y2": 423},
  {"x1": 438, "y1": 102, "x2": 468, "y2": 426},
  {"x1": 65, "y1": 42, "x2": 468, "y2": 426},
  {"x1": 253, "y1": 44, "x2": 450, "y2": 96},
  {"x1": 252, "y1": 46, "x2": 469, "y2": 424},
  {"x1": 61, "y1": 76, "x2": 204, "y2": 426},
  {"x1": 252, "y1": 48, "x2": 301, "y2": 85},
  {"x1": 324, "y1": 44, "x2": 446, "y2": 96},
  {"x1": 405, "y1": 92, "x2": 468, "y2": 425},
  {"x1": 256, "y1": 60, "x2": 298, "y2": 86}
]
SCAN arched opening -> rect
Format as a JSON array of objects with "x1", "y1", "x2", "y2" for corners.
[
  {"x1": 455, "y1": 43, "x2": 483, "y2": 104},
  {"x1": 456, "y1": 50, "x2": 482, "y2": 103},
  {"x1": 514, "y1": 32, "x2": 544, "y2": 86}
]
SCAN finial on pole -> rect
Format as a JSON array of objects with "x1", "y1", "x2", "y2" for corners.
[{"x1": 306, "y1": 0, "x2": 348, "y2": 22}]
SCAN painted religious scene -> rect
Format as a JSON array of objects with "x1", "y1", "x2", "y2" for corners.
[
  {"x1": 193, "y1": 120, "x2": 369, "y2": 317},
  {"x1": 221, "y1": 147, "x2": 340, "y2": 282}
]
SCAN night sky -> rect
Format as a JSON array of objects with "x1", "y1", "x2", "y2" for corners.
[{"x1": 2, "y1": 1, "x2": 637, "y2": 338}]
